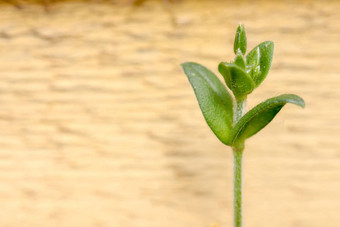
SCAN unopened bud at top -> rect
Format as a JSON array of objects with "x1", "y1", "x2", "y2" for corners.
[{"x1": 234, "y1": 24, "x2": 247, "y2": 55}]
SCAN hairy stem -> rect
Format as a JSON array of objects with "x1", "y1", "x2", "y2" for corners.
[
  {"x1": 233, "y1": 147, "x2": 243, "y2": 227},
  {"x1": 234, "y1": 99, "x2": 246, "y2": 124},
  {"x1": 233, "y1": 98, "x2": 246, "y2": 227}
]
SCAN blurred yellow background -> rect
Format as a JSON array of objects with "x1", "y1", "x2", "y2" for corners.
[{"x1": 0, "y1": 0, "x2": 339, "y2": 226}]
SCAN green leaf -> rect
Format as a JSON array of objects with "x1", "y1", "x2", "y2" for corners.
[
  {"x1": 234, "y1": 24, "x2": 247, "y2": 55},
  {"x1": 246, "y1": 41, "x2": 274, "y2": 87},
  {"x1": 231, "y1": 94, "x2": 305, "y2": 146},
  {"x1": 234, "y1": 50, "x2": 246, "y2": 69},
  {"x1": 181, "y1": 62, "x2": 234, "y2": 145},
  {"x1": 218, "y1": 62, "x2": 255, "y2": 99}
]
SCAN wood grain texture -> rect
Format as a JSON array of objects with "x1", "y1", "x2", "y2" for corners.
[{"x1": 0, "y1": 0, "x2": 339, "y2": 226}]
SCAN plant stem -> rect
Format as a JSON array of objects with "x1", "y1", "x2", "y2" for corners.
[
  {"x1": 233, "y1": 98, "x2": 246, "y2": 227},
  {"x1": 235, "y1": 98, "x2": 246, "y2": 124},
  {"x1": 233, "y1": 147, "x2": 243, "y2": 227}
]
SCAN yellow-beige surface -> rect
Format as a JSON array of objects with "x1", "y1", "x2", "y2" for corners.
[{"x1": 0, "y1": 0, "x2": 339, "y2": 226}]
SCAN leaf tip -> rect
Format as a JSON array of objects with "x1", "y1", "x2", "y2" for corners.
[
  {"x1": 286, "y1": 94, "x2": 305, "y2": 108},
  {"x1": 264, "y1": 40, "x2": 274, "y2": 46},
  {"x1": 181, "y1": 61, "x2": 192, "y2": 69},
  {"x1": 296, "y1": 96, "x2": 305, "y2": 108},
  {"x1": 181, "y1": 62, "x2": 199, "y2": 75}
]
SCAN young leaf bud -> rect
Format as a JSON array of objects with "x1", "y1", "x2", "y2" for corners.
[
  {"x1": 234, "y1": 49, "x2": 246, "y2": 69},
  {"x1": 234, "y1": 24, "x2": 247, "y2": 55}
]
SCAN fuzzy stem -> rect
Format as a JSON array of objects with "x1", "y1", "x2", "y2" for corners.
[
  {"x1": 233, "y1": 147, "x2": 243, "y2": 227},
  {"x1": 233, "y1": 98, "x2": 246, "y2": 227},
  {"x1": 234, "y1": 99, "x2": 246, "y2": 124}
]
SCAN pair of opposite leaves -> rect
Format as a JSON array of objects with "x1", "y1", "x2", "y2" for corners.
[{"x1": 181, "y1": 27, "x2": 304, "y2": 148}]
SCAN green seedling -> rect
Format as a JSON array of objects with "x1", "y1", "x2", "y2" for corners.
[{"x1": 181, "y1": 24, "x2": 304, "y2": 227}]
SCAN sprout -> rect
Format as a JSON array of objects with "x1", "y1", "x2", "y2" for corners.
[{"x1": 181, "y1": 24, "x2": 304, "y2": 227}]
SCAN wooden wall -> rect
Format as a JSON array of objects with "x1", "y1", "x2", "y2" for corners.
[{"x1": 0, "y1": 0, "x2": 339, "y2": 226}]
